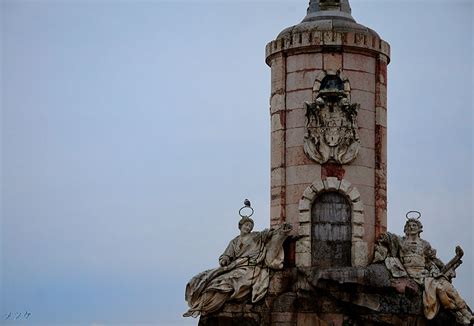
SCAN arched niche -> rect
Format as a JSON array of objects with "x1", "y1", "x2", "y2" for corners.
[{"x1": 296, "y1": 177, "x2": 368, "y2": 268}]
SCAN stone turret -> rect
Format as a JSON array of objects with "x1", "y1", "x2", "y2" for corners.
[
  {"x1": 266, "y1": 0, "x2": 390, "y2": 270},
  {"x1": 195, "y1": 2, "x2": 471, "y2": 325},
  {"x1": 192, "y1": 0, "x2": 474, "y2": 326}
]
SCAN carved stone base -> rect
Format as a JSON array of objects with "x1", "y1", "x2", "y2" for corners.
[{"x1": 198, "y1": 266, "x2": 471, "y2": 326}]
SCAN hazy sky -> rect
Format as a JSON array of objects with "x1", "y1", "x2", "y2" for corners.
[{"x1": 1, "y1": 0, "x2": 472, "y2": 325}]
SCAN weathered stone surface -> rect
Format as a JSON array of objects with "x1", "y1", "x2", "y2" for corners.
[
  {"x1": 375, "y1": 220, "x2": 474, "y2": 324},
  {"x1": 358, "y1": 127, "x2": 375, "y2": 149},
  {"x1": 323, "y1": 53, "x2": 342, "y2": 71},
  {"x1": 344, "y1": 165, "x2": 375, "y2": 187},
  {"x1": 271, "y1": 167, "x2": 285, "y2": 187},
  {"x1": 351, "y1": 89, "x2": 375, "y2": 112},
  {"x1": 286, "y1": 90, "x2": 312, "y2": 111},
  {"x1": 271, "y1": 130, "x2": 285, "y2": 169},
  {"x1": 343, "y1": 52, "x2": 376, "y2": 74},
  {"x1": 286, "y1": 165, "x2": 321, "y2": 186},
  {"x1": 286, "y1": 53, "x2": 323, "y2": 73},
  {"x1": 286, "y1": 127, "x2": 305, "y2": 148},
  {"x1": 345, "y1": 70, "x2": 375, "y2": 92},
  {"x1": 286, "y1": 146, "x2": 313, "y2": 167},
  {"x1": 286, "y1": 108, "x2": 306, "y2": 129},
  {"x1": 357, "y1": 107, "x2": 375, "y2": 130},
  {"x1": 185, "y1": 220, "x2": 293, "y2": 318},
  {"x1": 270, "y1": 93, "x2": 286, "y2": 114},
  {"x1": 351, "y1": 146, "x2": 375, "y2": 168},
  {"x1": 271, "y1": 112, "x2": 285, "y2": 131},
  {"x1": 375, "y1": 106, "x2": 387, "y2": 127},
  {"x1": 271, "y1": 55, "x2": 286, "y2": 95},
  {"x1": 286, "y1": 70, "x2": 320, "y2": 92},
  {"x1": 304, "y1": 72, "x2": 361, "y2": 165},
  {"x1": 286, "y1": 183, "x2": 311, "y2": 205}
]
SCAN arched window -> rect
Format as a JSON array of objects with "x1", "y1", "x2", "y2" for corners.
[{"x1": 311, "y1": 191, "x2": 352, "y2": 268}]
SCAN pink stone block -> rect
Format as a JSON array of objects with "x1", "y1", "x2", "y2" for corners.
[
  {"x1": 271, "y1": 112, "x2": 285, "y2": 131},
  {"x1": 271, "y1": 130, "x2": 285, "y2": 169},
  {"x1": 356, "y1": 184, "x2": 375, "y2": 206},
  {"x1": 346, "y1": 70, "x2": 375, "y2": 93},
  {"x1": 286, "y1": 127, "x2": 305, "y2": 148},
  {"x1": 286, "y1": 164, "x2": 321, "y2": 186},
  {"x1": 376, "y1": 83, "x2": 387, "y2": 108},
  {"x1": 286, "y1": 89, "x2": 312, "y2": 110},
  {"x1": 343, "y1": 52, "x2": 376, "y2": 74},
  {"x1": 323, "y1": 53, "x2": 342, "y2": 71},
  {"x1": 271, "y1": 167, "x2": 285, "y2": 187},
  {"x1": 375, "y1": 106, "x2": 387, "y2": 127},
  {"x1": 286, "y1": 203, "x2": 300, "y2": 225},
  {"x1": 270, "y1": 93, "x2": 285, "y2": 114},
  {"x1": 286, "y1": 183, "x2": 311, "y2": 205},
  {"x1": 351, "y1": 146, "x2": 375, "y2": 168},
  {"x1": 358, "y1": 127, "x2": 375, "y2": 149},
  {"x1": 357, "y1": 108, "x2": 375, "y2": 130},
  {"x1": 286, "y1": 70, "x2": 320, "y2": 92},
  {"x1": 286, "y1": 146, "x2": 313, "y2": 167},
  {"x1": 351, "y1": 89, "x2": 375, "y2": 112},
  {"x1": 271, "y1": 186, "x2": 284, "y2": 207},
  {"x1": 363, "y1": 204, "x2": 375, "y2": 227},
  {"x1": 287, "y1": 108, "x2": 306, "y2": 129},
  {"x1": 270, "y1": 205, "x2": 282, "y2": 224},
  {"x1": 286, "y1": 53, "x2": 323, "y2": 73},
  {"x1": 344, "y1": 165, "x2": 375, "y2": 187},
  {"x1": 271, "y1": 56, "x2": 286, "y2": 94}
]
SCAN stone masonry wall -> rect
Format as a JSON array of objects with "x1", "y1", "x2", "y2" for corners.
[{"x1": 269, "y1": 48, "x2": 387, "y2": 264}]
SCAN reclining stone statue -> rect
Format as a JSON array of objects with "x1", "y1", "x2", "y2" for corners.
[
  {"x1": 374, "y1": 214, "x2": 473, "y2": 325},
  {"x1": 183, "y1": 202, "x2": 292, "y2": 318}
]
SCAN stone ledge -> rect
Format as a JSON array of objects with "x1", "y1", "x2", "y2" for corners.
[{"x1": 266, "y1": 30, "x2": 390, "y2": 66}]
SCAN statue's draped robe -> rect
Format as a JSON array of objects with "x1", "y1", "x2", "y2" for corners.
[
  {"x1": 374, "y1": 234, "x2": 470, "y2": 322},
  {"x1": 184, "y1": 229, "x2": 287, "y2": 317}
]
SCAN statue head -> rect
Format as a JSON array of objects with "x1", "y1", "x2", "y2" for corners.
[
  {"x1": 238, "y1": 217, "x2": 254, "y2": 233},
  {"x1": 404, "y1": 218, "x2": 423, "y2": 236}
]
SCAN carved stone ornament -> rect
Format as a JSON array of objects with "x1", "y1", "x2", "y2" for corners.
[
  {"x1": 183, "y1": 207, "x2": 293, "y2": 318},
  {"x1": 373, "y1": 216, "x2": 474, "y2": 325},
  {"x1": 304, "y1": 72, "x2": 360, "y2": 165}
]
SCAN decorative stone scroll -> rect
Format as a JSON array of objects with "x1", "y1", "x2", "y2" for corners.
[{"x1": 304, "y1": 70, "x2": 360, "y2": 165}]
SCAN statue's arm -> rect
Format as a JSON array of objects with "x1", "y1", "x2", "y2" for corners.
[
  {"x1": 424, "y1": 242, "x2": 445, "y2": 273},
  {"x1": 219, "y1": 238, "x2": 236, "y2": 267}
]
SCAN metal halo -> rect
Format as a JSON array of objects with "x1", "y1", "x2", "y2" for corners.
[
  {"x1": 406, "y1": 210, "x2": 421, "y2": 220},
  {"x1": 239, "y1": 206, "x2": 254, "y2": 218}
]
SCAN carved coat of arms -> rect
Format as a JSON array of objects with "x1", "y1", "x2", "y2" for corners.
[{"x1": 304, "y1": 74, "x2": 360, "y2": 165}]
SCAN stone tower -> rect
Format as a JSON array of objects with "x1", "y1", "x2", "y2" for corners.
[
  {"x1": 266, "y1": 0, "x2": 390, "y2": 269},
  {"x1": 194, "y1": 2, "x2": 472, "y2": 325}
]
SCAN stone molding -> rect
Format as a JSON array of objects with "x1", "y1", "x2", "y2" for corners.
[
  {"x1": 296, "y1": 177, "x2": 368, "y2": 268},
  {"x1": 265, "y1": 30, "x2": 390, "y2": 66}
]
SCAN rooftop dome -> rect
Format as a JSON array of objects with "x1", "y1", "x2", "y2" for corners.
[{"x1": 277, "y1": 0, "x2": 379, "y2": 39}]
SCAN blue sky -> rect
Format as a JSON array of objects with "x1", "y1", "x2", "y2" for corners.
[{"x1": 1, "y1": 0, "x2": 472, "y2": 325}]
